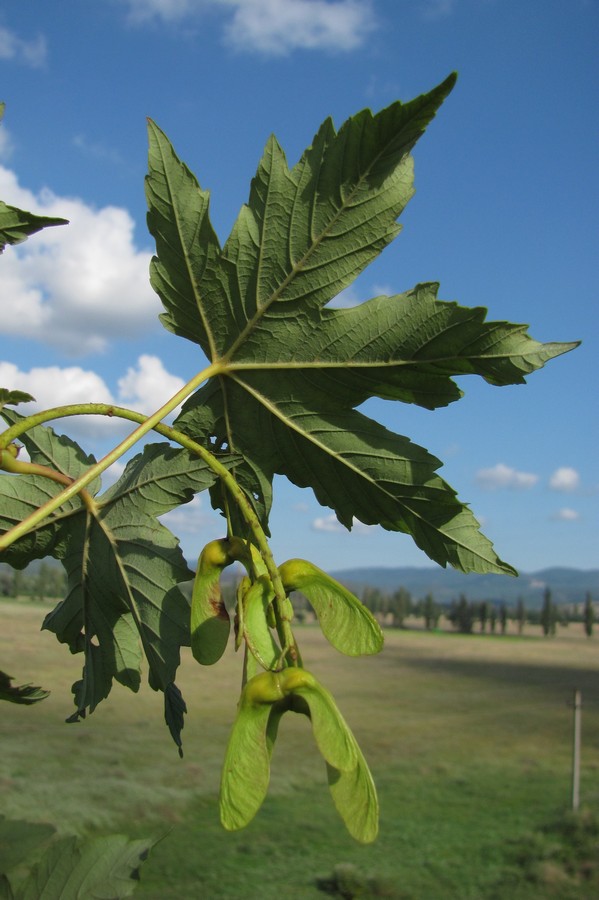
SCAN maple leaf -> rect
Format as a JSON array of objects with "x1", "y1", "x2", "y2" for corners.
[
  {"x1": 145, "y1": 73, "x2": 577, "y2": 576},
  {"x1": 0, "y1": 410, "x2": 236, "y2": 747}
]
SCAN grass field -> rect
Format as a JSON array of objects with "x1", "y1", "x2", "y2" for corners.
[{"x1": 2, "y1": 600, "x2": 598, "y2": 898}]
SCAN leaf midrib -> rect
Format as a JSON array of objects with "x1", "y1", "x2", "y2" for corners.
[
  {"x1": 156, "y1": 129, "x2": 219, "y2": 362},
  {"x1": 230, "y1": 374, "x2": 500, "y2": 567},
  {"x1": 220, "y1": 118, "x2": 416, "y2": 364}
]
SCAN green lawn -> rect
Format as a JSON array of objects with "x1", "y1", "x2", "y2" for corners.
[{"x1": 2, "y1": 601, "x2": 598, "y2": 898}]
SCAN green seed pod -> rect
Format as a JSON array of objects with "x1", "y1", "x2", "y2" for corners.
[
  {"x1": 284, "y1": 669, "x2": 378, "y2": 843},
  {"x1": 191, "y1": 537, "x2": 245, "y2": 666},
  {"x1": 241, "y1": 576, "x2": 281, "y2": 671},
  {"x1": 278, "y1": 559, "x2": 383, "y2": 656},
  {"x1": 219, "y1": 695, "x2": 273, "y2": 831},
  {"x1": 243, "y1": 670, "x2": 286, "y2": 706},
  {"x1": 220, "y1": 667, "x2": 378, "y2": 841},
  {"x1": 326, "y1": 749, "x2": 379, "y2": 844}
]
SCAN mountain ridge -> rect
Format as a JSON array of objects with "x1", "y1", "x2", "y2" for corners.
[{"x1": 328, "y1": 566, "x2": 599, "y2": 608}]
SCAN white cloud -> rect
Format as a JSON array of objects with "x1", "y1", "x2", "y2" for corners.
[
  {"x1": 312, "y1": 513, "x2": 345, "y2": 532},
  {"x1": 0, "y1": 26, "x2": 47, "y2": 67},
  {"x1": 328, "y1": 285, "x2": 362, "y2": 308},
  {"x1": 117, "y1": 0, "x2": 376, "y2": 54},
  {"x1": 0, "y1": 355, "x2": 185, "y2": 438},
  {"x1": 118, "y1": 354, "x2": 185, "y2": 416},
  {"x1": 72, "y1": 135, "x2": 126, "y2": 168},
  {"x1": 311, "y1": 512, "x2": 371, "y2": 533},
  {"x1": 0, "y1": 165, "x2": 158, "y2": 355},
  {"x1": 224, "y1": 0, "x2": 376, "y2": 55},
  {"x1": 0, "y1": 123, "x2": 14, "y2": 163},
  {"x1": 119, "y1": 0, "x2": 198, "y2": 23},
  {"x1": 159, "y1": 494, "x2": 214, "y2": 533},
  {"x1": 549, "y1": 466, "x2": 580, "y2": 492},
  {"x1": 475, "y1": 463, "x2": 538, "y2": 490},
  {"x1": 0, "y1": 361, "x2": 113, "y2": 409},
  {"x1": 328, "y1": 280, "x2": 394, "y2": 309},
  {"x1": 421, "y1": 0, "x2": 456, "y2": 20},
  {"x1": 552, "y1": 508, "x2": 581, "y2": 522}
]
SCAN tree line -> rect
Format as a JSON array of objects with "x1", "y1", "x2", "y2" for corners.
[
  {"x1": 355, "y1": 585, "x2": 596, "y2": 638},
  {"x1": 2, "y1": 562, "x2": 596, "y2": 639},
  {"x1": 0, "y1": 561, "x2": 66, "y2": 602}
]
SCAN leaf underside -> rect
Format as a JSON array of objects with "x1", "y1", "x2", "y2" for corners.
[
  {"x1": 0, "y1": 670, "x2": 50, "y2": 706},
  {"x1": 0, "y1": 201, "x2": 68, "y2": 253},
  {"x1": 0, "y1": 410, "x2": 237, "y2": 743},
  {"x1": 146, "y1": 73, "x2": 577, "y2": 576},
  {"x1": 0, "y1": 389, "x2": 35, "y2": 411}
]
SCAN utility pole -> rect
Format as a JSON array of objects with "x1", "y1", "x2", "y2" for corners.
[{"x1": 571, "y1": 689, "x2": 582, "y2": 812}]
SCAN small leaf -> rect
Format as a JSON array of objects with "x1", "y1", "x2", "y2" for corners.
[
  {"x1": 0, "y1": 389, "x2": 35, "y2": 411},
  {"x1": 0, "y1": 104, "x2": 67, "y2": 250},
  {"x1": 16, "y1": 834, "x2": 155, "y2": 900},
  {"x1": 164, "y1": 681, "x2": 187, "y2": 759},
  {"x1": 0, "y1": 202, "x2": 67, "y2": 254},
  {"x1": 0, "y1": 670, "x2": 49, "y2": 706},
  {"x1": 278, "y1": 559, "x2": 383, "y2": 656}
]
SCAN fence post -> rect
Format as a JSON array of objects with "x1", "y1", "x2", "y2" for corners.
[{"x1": 571, "y1": 688, "x2": 582, "y2": 812}]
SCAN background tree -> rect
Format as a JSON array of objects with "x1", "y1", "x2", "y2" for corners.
[
  {"x1": 449, "y1": 595, "x2": 475, "y2": 634},
  {"x1": 489, "y1": 606, "x2": 497, "y2": 634},
  {"x1": 478, "y1": 601, "x2": 490, "y2": 633},
  {"x1": 584, "y1": 592, "x2": 595, "y2": 638},
  {"x1": 422, "y1": 593, "x2": 441, "y2": 631},
  {"x1": 516, "y1": 598, "x2": 527, "y2": 635},
  {"x1": 362, "y1": 587, "x2": 383, "y2": 617},
  {"x1": 540, "y1": 588, "x2": 557, "y2": 637},
  {"x1": 390, "y1": 587, "x2": 411, "y2": 629}
]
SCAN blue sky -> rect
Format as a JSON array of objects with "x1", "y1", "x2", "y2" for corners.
[{"x1": 0, "y1": 0, "x2": 597, "y2": 575}]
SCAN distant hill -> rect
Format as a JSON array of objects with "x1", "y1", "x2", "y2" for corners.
[
  {"x1": 328, "y1": 566, "x2": 599, "y2": 609},
  {"x1": 2, "y1": 558, "x2": 596, "y2": 610}
]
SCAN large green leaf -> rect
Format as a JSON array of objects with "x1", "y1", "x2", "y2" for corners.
[
  {"x1": 0, "y1": 412, "x2": 237, "y2": 743},
  {"x1": 145, "y1": 74, "x2": 577, "y2": 575}
]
